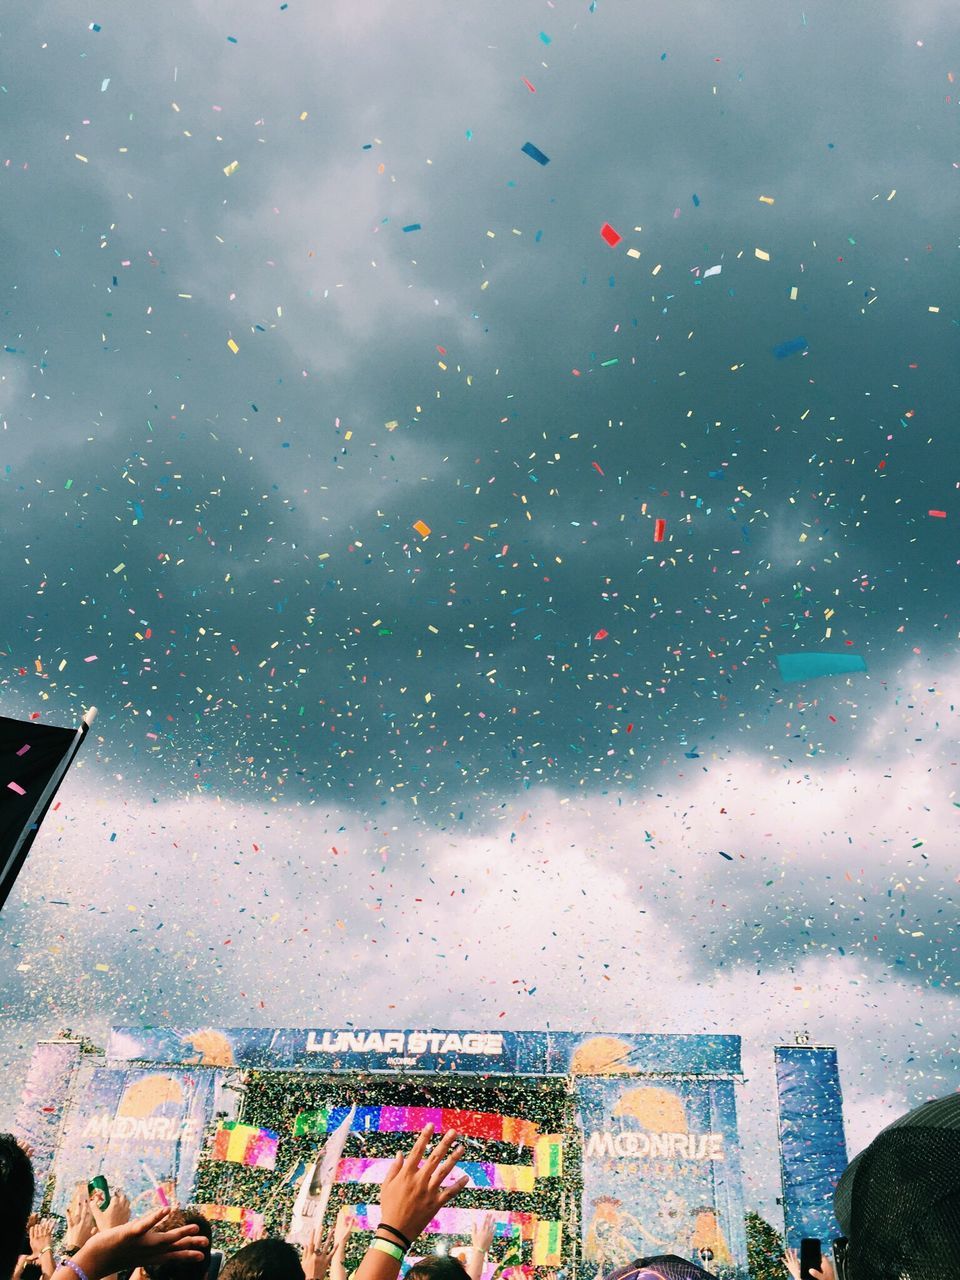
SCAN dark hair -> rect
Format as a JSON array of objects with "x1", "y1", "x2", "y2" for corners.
[
  {"x1": 145, "y1": 1211, "x2": 212, "y2": 1280},
  {"x1": 406, "y1": 1257, "x2": 471, "y2": 1280},
  {"x1": 220, "y1": 1240, "x2": 303, "y2": 1280},
  {"x1": 20, "y1": 1267, "x2": 42, "y2": 1280},
  {"x1": 0, "y1": 1134, "x2": 34, "y2": 1280}
]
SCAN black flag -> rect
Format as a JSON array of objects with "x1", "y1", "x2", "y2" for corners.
[{"x1": 0, "y1": 708, "x2": 96, "y2": 912}]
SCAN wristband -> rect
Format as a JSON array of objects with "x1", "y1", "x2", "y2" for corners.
[
  {"x1": 39, "y1": 1248, "x2": 53, "y2": 1257},
  {"x1": 371, "y1": 1239, "x2": 405, "y2": 1263},
  {"x1": 59, "y1": 1260, "x2": 91, "y2": 1280},
  {"x1": 377, "y1": 1225, "x2": 413, "y2": 1251}
]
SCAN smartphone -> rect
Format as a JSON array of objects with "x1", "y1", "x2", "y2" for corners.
[
  {"x1": 88, "y1": 1175, "x2": 111, "y2": 1212},
  {"x1": 207, "y1": 1251, "x2": 224, "y2": 1280},
  {"x1": 800, "y1": 1238, "x2": 821, "y2": 1280}
]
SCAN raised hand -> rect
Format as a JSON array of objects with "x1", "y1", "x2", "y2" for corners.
[
  {"x1": 377, "y1": 1125, "x2": 468, "y2": 1244},
  {"x1": 783, "y1": 1250, "x2": 800, "y2": 1280},
  {"x1": 64, "y1": 1185, "x2": 96, "y2": 1252},
  {"x1": 333, "y1": 1211, "x2": 355, "y2": 1256},
  {"x1": 29, "y1": 1218, "x2": 55, "y2": 1255},
  {"x1": 53, "y1": 1208, "x2": 208, "y2": 1280},
  {"x1": 303, "y1": 1224, "x2": 336, "y2": 1280},
  {"x1": 91, "y1": 1188, "x2": 131, "y2": 1233},
  {"x1": 471, "y1": 1211, "x2": 496, "y2": 1256}
]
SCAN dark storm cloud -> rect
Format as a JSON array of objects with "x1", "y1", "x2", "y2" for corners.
[{"x1": 2, "y1": 0, "x2": 960, "y2": 1208}]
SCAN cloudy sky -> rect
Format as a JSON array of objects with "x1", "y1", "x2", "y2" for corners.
[{"x1": 1, "y1": 0, "x2": 959, "y2": 1225}]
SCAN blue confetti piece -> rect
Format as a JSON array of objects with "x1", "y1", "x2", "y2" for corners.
[
  {"x1": 521, "y1": 141, "x2": 550, "y2": 166},
  {"x1": 776, "y1": 652, "x2": 867, "y2": 683},
  {"x1": 89, "y1": 22, "x2": 101, "y2": 31},
  {"x1": 539, "y1": 31, "x2": 552, "y2": 44},
  {"x1": 402, "y1": 223, "x2": 421, "y2": 233},
  {"x1": 660, "y1": 52, "x2": 668, "y2": 60},
  {"x1": 362, "y1": 143, "x2": 373, "y2": 150},
  {"x1": 773, "y1": 336, "x2": 809, "y2": 359},
  {"x1": 227, "y1": 35, "x2": 238, "y2": 43},
  {"x1": 692, "y1": 193, "x2": 700, "y2": 206},
  {"x1": 718, "y1": 851, "x2": 733, "y2": 861}
]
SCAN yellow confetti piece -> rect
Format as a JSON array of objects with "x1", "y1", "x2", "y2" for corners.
[
  {"x1": 758, "y1": 195, "x2": 775, "y2": 204},
  {"x1": 412, "y1": 519, "x2": 431, "y2": 538},
  {"x1": 626, "y1": 248, "x2": 641, "y2": 259},
  {"x1": 755, "y1": 248, "x2": 770, "y2": 261},
  {"x1": 75, "y1": 154, "x2": 89, "y2": 163},
  {"x1": 227, "y1": 338, "x2": 239, "y2": 353},
  {"x1": 385, "y1": 419, "x2": 398, "y2": 431},
  {"x1": 790, "y1": 285, "x2": 799, "y2": 301},
  {"x1": 95, "y1": 963, "x2": 110, "y2": 972},
  {"x1": 928, "y1": 305, "x2": 940, "y2": 313},
  {"x1": 652, "y1": 263, "x2": 662, "y2": 276},
  {"x1": 113, "y1": 562, "x2": 125, "y2": 574},
  {"x1": 223, "y1": 160, "x2": 239, "y2": 176},
  {"x1": 299, "y1": 111, "x2": 309, "y2": 121},
  {"x1": 887, "y1": 189, "x2": 896, "y2": 200}
]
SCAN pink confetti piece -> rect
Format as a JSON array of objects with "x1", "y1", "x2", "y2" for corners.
[
  {"x1": 84, "y1": 655, "x2": 98, "y2": 662},
  {"x1": 16, "y1": 744, "x2": 30, "y2": 756},
  {"x1": 7, "y1": 781, "x2": 26, "y2": 795}
]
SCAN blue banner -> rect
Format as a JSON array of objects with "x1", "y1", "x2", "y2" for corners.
[
  {"x1": 577, "y1": 1074, "x2": 747, "y2": 1277},
  {"x1": 775, "y1": 1046, "x2": 848, "y2": 1249},
  {"x1": 107, "y1": 1026, "x2": 740, "y2": 1077},
  {"x1": 50, "y1": 1063, "x2": 219, "y2": 1214}
]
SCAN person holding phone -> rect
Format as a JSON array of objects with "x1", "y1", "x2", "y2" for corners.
[{"x1": 783, "y1": 1244, "x2": 835, "y2": 1280}]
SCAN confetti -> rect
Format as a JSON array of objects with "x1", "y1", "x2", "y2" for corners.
[{"x1": 521, "y1": 142, "x2": 550, "y2": 166}]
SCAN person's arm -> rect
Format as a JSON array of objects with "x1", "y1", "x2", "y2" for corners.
[
  {"x1": 353, "y1": 1125, "x2": 468, "y2": 1280},
  {"x1": 52, "y1": 1210, "x2": 207, "y2": 1280},
  {"x1": 329, "y1": 1210, "x2": 355, "y2": 1280},
  {"x1": 29, "y1": 1218, "x2": 57, "y2": 1279},
  {"x1": 466, "y1": 1211, "x2": 495, "y2": 1280}
]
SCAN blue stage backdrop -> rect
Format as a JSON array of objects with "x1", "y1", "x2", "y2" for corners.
[
  {"x1": 775, "y1": 1045, "x2": 848, "y2": 1249},
  {"x1": 18, "y1": 1028, "x2": 754, "y2": 1275}
]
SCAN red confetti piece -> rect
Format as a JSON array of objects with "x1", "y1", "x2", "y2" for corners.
[
  {"x1": 654, "y1": 518, "x2": 666, "y2": 542},
  {"x1": 591, "y1": 461, "x2": 605, "y2": 475},
  {"x1": 595, "y1": 629, "x2": 609, "y2": 640},
  {"x1": 600, "y1": 222, "x2": 622, "y2": 246},
  {"x1": 521, "y1": 77, "x2": 536, "y2": 92},
  {"x1": 929, "y1": 509, "x2": 947, "y2": 518}
]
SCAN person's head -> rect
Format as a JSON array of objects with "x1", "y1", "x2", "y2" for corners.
[
  {"x1": 219, "y1": 1240, "x2": 302, "y2": 1280},
  {"x1": 836, "y1": 1091, "x2": 960, "y2": 1279},
  {"x1": 0, "y1": 1135, "x2": 34, "y2": 1280},
  {"x1": 406, "y1": 1256, "x2": 471, "y2": 1280},
  {"x1": 144, "y1": 1211, "x2": 212, "y2": 1280}
]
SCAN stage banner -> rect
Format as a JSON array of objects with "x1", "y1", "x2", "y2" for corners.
[
  {"x1": 576, "y1": 1075, "x2": 747, "y2": 1278},
  {"x1": 49, "y1": 1063, "x2": 218, "y2": 1214},
  {"x1": 107, "y1": 1027, "x2": 740, "y2": 1077},
  {"x1": 14, "y1": 1040, "x2": 82, "y2": 1209},
  {"x1": 775, "y1": 1046, "x2": 848, "y2": 1249}
]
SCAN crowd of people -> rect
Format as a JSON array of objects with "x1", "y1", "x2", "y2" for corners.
[{"x1": 1, "y1": 1094, "x2": 958, "y2": 1280}]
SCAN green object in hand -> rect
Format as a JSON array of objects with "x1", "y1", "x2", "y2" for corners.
[{"x1": 87, "y1": 1176, "x2": 110, "y2": 1211}]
